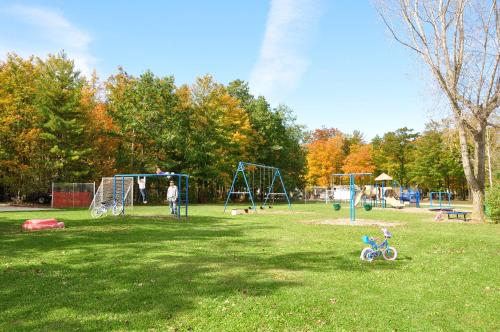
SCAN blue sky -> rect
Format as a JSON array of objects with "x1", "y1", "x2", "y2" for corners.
[{"x1": 0, "y1": 0, "x2": 441, "y2": 139}]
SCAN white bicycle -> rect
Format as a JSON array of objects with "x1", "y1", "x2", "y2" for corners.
[{"x1": 90, "y1": 201, "x2": 123, "y2": 218}]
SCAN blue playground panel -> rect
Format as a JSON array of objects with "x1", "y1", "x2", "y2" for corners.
[{"x1": 399, "y1": 188, "x2": 421, "y2": 207}]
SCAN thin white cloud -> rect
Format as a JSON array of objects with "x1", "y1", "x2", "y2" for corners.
[
  {"x1": 0, "y1": 4, "x2": 96, "y2": 76},
  {"x1": 249, "y1": 0, "x2": 322, "y2": 101}
]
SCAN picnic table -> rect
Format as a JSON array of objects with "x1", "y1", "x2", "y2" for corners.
[{"x1": 445, "y1": 211, "x2": 471, "y2": 221}]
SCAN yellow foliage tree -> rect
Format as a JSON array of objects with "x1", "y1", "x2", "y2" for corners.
[
  {"x1": 342, "y1": 144, "x2": 376, "y2": 175},
  {"x1": 306, "y1": 135, "x2": 345, "y2": 186}
]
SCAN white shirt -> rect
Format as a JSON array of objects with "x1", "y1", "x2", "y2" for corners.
[
  {"x1": 167, "y1": 185, "x2": 178, "y2": 201},
  {"x1": 138, "y1": 178, "x2": 146, "y2": 190}
]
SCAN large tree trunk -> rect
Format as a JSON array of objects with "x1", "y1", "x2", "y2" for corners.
[
  {"x1": 472, "y1": 125, "x2": 486, "y2": 221},
  {"x1": 456, "y1": 119, "x2": 486, "y2": 221},
  {"x1": 471, "y1": 187, "x2": 485, "y2": 222}
]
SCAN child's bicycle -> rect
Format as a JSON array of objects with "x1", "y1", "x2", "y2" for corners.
[
  {"x1": 90, "y1": 201, "x2": 123, "y2": 218},
  {"x1": 360, "y1": 228, "x2": 398, "y2": 262}
]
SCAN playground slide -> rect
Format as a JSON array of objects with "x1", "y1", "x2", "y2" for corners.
[
  {"x1": 354, "y1": 191, "x2": 363, "y2": 207},
  {"x1": 385, "y1": 197, "x2": 405, "y2": 209}
]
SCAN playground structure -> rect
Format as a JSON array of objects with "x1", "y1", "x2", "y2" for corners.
[
  {"x1": 359, "y1": 174, "x2": 420, "y2": 209},
  {"x1": 331, "y1": 173, "x2": 393, "y2": 208},
  {"x1": 429, "y1": 191, "x2": 452, "y2": 210},
  {"x1": 113, "y1": 173, "x2": 189, "y2": 219},
  {"x1": 224, "y1": 162, "x2": 291, "y2": 212},
  {"x1": 399, "y1": 187, "x2": 421, "y2": 207},
  {"x1": 329, "y1": 172, "x2": 421, "y2": 212},
  {"x1": 331, "y1": 173, "x2": 372, "y2": 222}
]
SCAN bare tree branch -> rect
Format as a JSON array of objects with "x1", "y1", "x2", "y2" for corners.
[{"x1": 375, "y1": 0, "x2": 500, "y2": 222}]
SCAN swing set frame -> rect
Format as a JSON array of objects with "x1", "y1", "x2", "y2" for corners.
[{"x1": 224, "y1": 162, "x2": 291, "y2": 212}]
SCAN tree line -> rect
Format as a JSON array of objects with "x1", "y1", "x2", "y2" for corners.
[
  {"x1": 0, "y1": 53, "x2": 305, "y2": 202},
  {"x1": 304, "y1": 124, "x2": 486, "y2": 199},
  {"x1": 0, "y1": 52, "x2": 497, "y2": 203}
]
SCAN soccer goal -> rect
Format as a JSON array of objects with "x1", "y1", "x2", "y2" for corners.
[{"x1": 89, "y1": 177, "x2": 134, "y2": 214}]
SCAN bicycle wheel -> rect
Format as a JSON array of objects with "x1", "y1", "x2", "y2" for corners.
[
  {"x1": 112, "y1": 204, "x2": 123, "y2": 216},
  {"x1": 360, "y1": 247, "x2": 371, "y2": 261},
  {"x1": 382, "y1": 247, "x2": 398, "y2": 260},
  {"x1": 364, "y1": 248, "x2": 375, "y2": 262},
  {"x1": 91, "y1": 207, "x2": 103, "y2": 219}
]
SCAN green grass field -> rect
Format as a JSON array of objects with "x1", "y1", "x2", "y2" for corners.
[{"x1": 0, "y1": 204, "x2": 498, "y2": 331}]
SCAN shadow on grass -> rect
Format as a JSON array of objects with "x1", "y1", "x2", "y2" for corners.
[{"x1": 0, "y1": 213, "x2": 407, "y2": 330}]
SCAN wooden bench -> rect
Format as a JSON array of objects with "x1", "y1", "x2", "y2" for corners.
[{"x1": 445, "y1": 211, "x2": 471, "y2": 221}]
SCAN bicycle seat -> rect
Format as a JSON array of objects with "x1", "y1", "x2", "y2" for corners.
[{"x1": 382, "y1": 228, "x2": 392, "y2": 238}]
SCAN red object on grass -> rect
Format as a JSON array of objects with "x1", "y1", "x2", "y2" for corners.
[{"x1": 22, "y1": 219, "x2": 65, "y2": 231}]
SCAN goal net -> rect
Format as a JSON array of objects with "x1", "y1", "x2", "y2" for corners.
[{"x1": 89, "y1": 177, "x2": 134, "y2": 210}]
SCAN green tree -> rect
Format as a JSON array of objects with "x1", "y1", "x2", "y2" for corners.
[
  {"x1": 343, "y1": 130, "x2": 365, "y2": 155},
  {"x1": 228, "y1": 81, "x2": 307, "y2": 190},
  {"x1": 106, "y1": 69, "x2": 178, "y2": 172},
  {"x1": 35, "y1": 52, "x2": 91, "y2": 183},
  {"x1": 372, "y1": 127, "x2": 418, "y2": 185}
]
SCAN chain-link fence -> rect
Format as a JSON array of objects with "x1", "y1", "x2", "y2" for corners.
[
  {"x1": 52, "y1": 183, "x2": 95, "y2": 208},
  {"x1": 304, "y1": 186, "x2": 331, "y2": 203},
  {"x1": 304, "y1": 186, "x2": 353, "y2": 203}
]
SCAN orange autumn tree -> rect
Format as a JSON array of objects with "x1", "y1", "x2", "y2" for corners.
[
  {"x1": 342, "y1": 144, "x2": 376, "y2": 175},
  {"x1": 81, "y1": 73, "x2": 120, "y2": 178},
  {"x1": 306, "y1": 129, "x2": 345, "y2": 186}
]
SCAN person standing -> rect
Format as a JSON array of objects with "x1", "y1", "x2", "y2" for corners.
[
  {"x1": 138, "y1": 177, "x2": 147, "y2": 203},
  {"x1": 167, "y1": 180, "x2": 178, "y2": 215}
]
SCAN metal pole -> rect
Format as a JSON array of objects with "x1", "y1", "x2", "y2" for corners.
[
  {"x1": 186, "y1": 175, "x2": 189, "y2": 218},
  {"x1": 131, "y1": 178, "x2": 134, "y2": 210},
  {"x1": 121, "y1": 176, "x2": 125, "y2": 214},
  {"x1": 224, "y1": 163, "x2": 241, "y2": 212},
  {"x1": 350, "y1": 174, "x2": 355, "y2": 223},
  {"x1": 381, "y1": 181, "x2": 385, "y2": 208},
  {"x1": 177, "y1": 175, "x2": 181, "y2": 219},
  {"x1": 113, "y1": 176, "x2": 117, "y2": 206},
  {"x1": 277, "y1": 169, "x2": 291, "y2": 209},
  {"x1": 241, "y1": 166, "x2": 256, "y2": 210}
]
